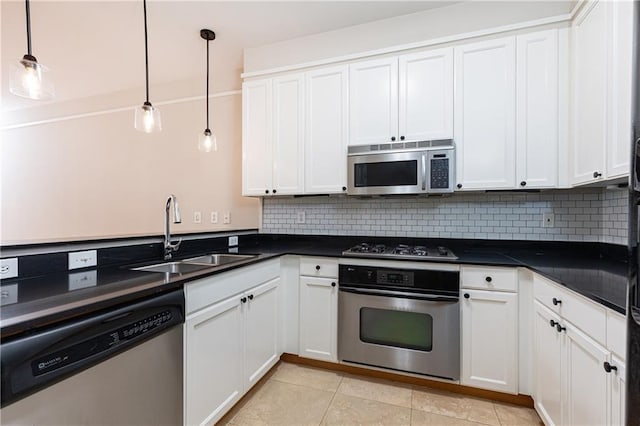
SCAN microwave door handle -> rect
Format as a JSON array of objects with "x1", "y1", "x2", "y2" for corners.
[{"x1": 421, "y1": 154, "x2": 427, "y2": 191}]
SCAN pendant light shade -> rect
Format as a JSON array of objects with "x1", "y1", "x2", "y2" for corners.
[
  {"x1": 9, "y1": 0, "x2": 54, "y2": 100},
  {"x1": 135, "y1": 0, "x2": 161, "y2": 133},
  {"x1": 198, "y1": 29, "x2": 217, "y2": 152}
]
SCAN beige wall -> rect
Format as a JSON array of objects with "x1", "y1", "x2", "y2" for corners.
[{"x1": 1, "y1": 92, "x2": 260, "y2": 245}]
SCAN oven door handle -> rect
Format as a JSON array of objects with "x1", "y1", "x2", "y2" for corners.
[{"x1": 339, "y1": 286, "x2": 458, "y2": 303}]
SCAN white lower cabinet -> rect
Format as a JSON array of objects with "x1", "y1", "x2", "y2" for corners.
[
  {"x1": 298, "y1": 257, "x2": 339, "y2": 362},
  {"x1": 184, "y1": 271, "x2": 280, "y2": 426},
  {"x1": 461, "y1": 289, "x2": 518, "y2": 393},
  {"x1": 532, "y1": 278, "x2": 626, "y2": 426},
  {"x1": 460, "y1": 266, "x2": 519, "y2": 394},
  {"x1": 298, "y1": 276, "x2": 338, "y2": 361}
]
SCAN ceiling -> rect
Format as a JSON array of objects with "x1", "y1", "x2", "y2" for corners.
[{"x1": 1, "y1": 1, "x2": 461, "y2": 111}]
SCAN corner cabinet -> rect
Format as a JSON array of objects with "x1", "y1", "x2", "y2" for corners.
[
  {"x1": 242, "y1": 75, "x2": 305, "y2": 196},
  {"x1": 184, "y1": 260, "x2": 280, "y2": 426},
  {"x1": 349, "y1": 48, "x2": 454, "y2": 146},
  {"x1": 460, "y1": 266, "x2": 519, "y2": 394},
  {"x1": 571, "y1": 0, "x2": 632, "y2": 185}
]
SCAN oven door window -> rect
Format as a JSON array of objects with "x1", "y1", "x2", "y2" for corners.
[
  {"x1": 359, "y1": 308, "x2": 433, "y2": 352},
  {"x1": 354, "y1": 160, "x2": 418, "y2": 187}
]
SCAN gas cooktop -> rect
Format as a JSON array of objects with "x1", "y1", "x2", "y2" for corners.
[{"x1": 342, "y1": 242, "x2": 458, "y2": 261}]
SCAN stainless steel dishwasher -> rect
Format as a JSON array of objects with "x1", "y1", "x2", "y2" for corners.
[{"x1": 0, "y1": 289, "x2": 184, "y2": 425}]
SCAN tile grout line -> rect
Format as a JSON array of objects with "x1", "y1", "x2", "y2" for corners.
[{"x1": 317, "y1": 374, "x2": 343, "y2": 425}]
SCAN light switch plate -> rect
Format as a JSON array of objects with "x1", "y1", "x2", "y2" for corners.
[
  {"x1": 0, "y1": 258, "x2": 18, "y2": 279},
  {"x1": 68, "y1": 250, "x2": 97, "y2": 270},
  {"x1": 228, "y1": 236, "x2": 238, "y2": 247}
]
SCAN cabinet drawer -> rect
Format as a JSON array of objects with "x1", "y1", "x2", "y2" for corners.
[
  {"x1": 533, "y1": 273, "x2": 606, "y2": 345},
  {"x1": 461, "y1": 266, "x2": 518, "y2": 292},
  {"x1": 300, "y1": 257, "x2": 338, "y2": 278},
  {"x1": 607, "y1": 310, "x2": 626, "y2": 360}
]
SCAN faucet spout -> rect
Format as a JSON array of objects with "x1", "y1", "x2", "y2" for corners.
[{"x1": 164, "y1": 194, "x2": 182, "y2": 260}]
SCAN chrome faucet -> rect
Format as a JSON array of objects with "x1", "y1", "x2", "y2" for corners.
[{"x1": 164, "y1": 194, "x2": 182, "y2": 260}]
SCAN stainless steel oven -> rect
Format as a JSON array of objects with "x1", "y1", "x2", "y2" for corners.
[
  {"x1": 338, "y1": 263, "x2": 460, "y2": 380},
  {"x1": 346, "y1": 140, "x2": 455, "y2": 196}
]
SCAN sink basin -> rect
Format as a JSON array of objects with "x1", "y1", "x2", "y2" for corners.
[
  {"x1": 133, "y1": 262, "x2": 213, "y2": 274},
  {"x1": 184, "y1": 254, "x2": 257, "y2": 266}
]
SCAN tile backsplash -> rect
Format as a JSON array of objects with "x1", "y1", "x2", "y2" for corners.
[{"x1": 262, "y1": 187, "x2": 628, "y2": 245}]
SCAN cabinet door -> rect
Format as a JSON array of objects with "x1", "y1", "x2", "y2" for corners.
[
  {"x1": 398, "y1": 48, "x2": 453, "y2": 142},
  {"x1": 184, "y1": 296, "x2": 243, "y2": 426},
  {"x1": 454, "y1": 37, "x2": 516, "y2": 190},
  {"x1": 610, "y1": 355, "x2": 626, "y2": 426},
  {"x1": 564, "y1": 322, "x2": 609, "y2": 426},
  {"x1": 299, "y1": 276, "x2": 338, "y2": 362},
  {"x1": 516, "y1": 30, "x2": 559, "y2": 189},
  {"x1": 461, "y1": 289, "x2": 518, "y2": 394},
  {"x1": 305, "y1": 66, "x2": 349, "y2": 194},
  {"x1": 272, "y1": 75, "x2": 305, "y2": 195},
  {"x1": 572, "y1": 0, "x2": 608, "y2": 184},
  {"x1": 607, "y1": 0, "x2": 633, "y2": 179},
  {"x1": 533, "y1": 301, "x2": 563, "y2": 426},
  {"x1": 242, "y1": 79, "x2": 273, "y2": 196},
  {"x1": 349, "y1": 57, "x2": 398, "y2": 146},
  {"x1": 244, "y1": 277, "x2": 280, "y2": 390}
]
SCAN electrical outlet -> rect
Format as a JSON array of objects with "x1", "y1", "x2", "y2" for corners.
[
  {"x1": 68, "y1": 250, "x2": 97, "y2": 270},
  {"x1": 296, "y1": 211, "x2": 306, "y2": 224},
  {"x1": 228, "y1": 236, "x2": 238, "y2": 247},
  {"x1": 210, "y1": 211, "x2": 218, "y2": 224},
  {"x1": 0, "y1": 258, "x2": 18, "y2": 279},
  {"x1": 543, "y1": 213, "x2": 555, "y2": 228},
  {"x1": 223, "y1": 212, "x2": 231, "y2": 224},
  {"x1": 194, "y1": 211, "x2": 202, "y2": 224}
]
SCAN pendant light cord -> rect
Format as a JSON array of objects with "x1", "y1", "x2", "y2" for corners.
[
  {"x1": 143, "y1": 0, "x2": 150, "y2": 103},
  {"x1": 25, "y1": 0, "x2": 32, "y2": 56},
  {"x1": 206, "y1": 38, "x2": 210, "y2": 130}
]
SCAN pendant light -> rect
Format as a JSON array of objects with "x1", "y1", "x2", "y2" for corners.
[
  {"x1": 198, "y1": 28, "x2": 217, "y2": 152},
  {"x1": 9, "y1": 0, "x2": 54, "y2": 100},
  {"x1": 134, "y1": 0, "x2": 161, "y2": 133}
]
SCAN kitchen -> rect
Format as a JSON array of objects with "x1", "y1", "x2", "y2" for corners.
[{"x1": 0, "y1": 0, "x2": 636, "y2": 425}]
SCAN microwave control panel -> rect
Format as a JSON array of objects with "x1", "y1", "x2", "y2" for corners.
[{"x1": 427, "y1": 149, "x2": 454, "y2": 192}]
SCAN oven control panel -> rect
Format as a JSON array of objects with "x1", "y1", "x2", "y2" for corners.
[{"x1": 377, "y1": 270, "x2": 414, "y2": 286}]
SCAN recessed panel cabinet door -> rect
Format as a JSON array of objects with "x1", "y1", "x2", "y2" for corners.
[
  {"x1": 572, "y1": 0, "x2": 608, "y2": 184},
  {"x1": 563, "y1": 322, "x2": 609, "y2": 426},
  {"x1": 243, "y1": 278, "x2": 280, "y2": 390},
  {"x1": 533, "y1": 301, "x2": 563, "y2": 426},
  {"x1": 516, "y1": 30, "x2": 559, "y2": 189},
  {"x1": 349, "y1": 57, "x2": 398, "y2": 146},
  {"x1": 461, "y1": 289, "x2": 518, "y2": 394},
  {"x1": 454, "y1": 37, "x2": 516, "y2": 190},
  {"x1": 272, "y1": 75, "x2": 305, "y2": 195},
  {"x1": 242, "y1": 79, "x2": 273, "y2": 196},
  {"x1": 184, "y1": 296, "x2": 243, "y2": 426},
  {"x1": 399, "y1": 48, "x2": 453, "y2": 142},
  {"x1": 299, "y1": 276, "x2": 338, "y2": 362},
  {"x1": 610, "y1": 355, "x2": 626, "y2": 426},
  {"x1": 305, "y1": 66, "x2": 348, "y2": 194}
]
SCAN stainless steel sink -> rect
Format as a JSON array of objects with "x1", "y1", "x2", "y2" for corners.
[
  {"x1": 132, "y1": 262, "x2": 213, "y2": 274},
  {"x1": 184, "y1": 254, "x2": 257, "y2": 266},
  {"x1": 132, "y1": 254, "x2": 257, "y2": 275}
]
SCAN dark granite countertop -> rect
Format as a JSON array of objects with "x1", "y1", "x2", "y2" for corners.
[{"x1": 1, "y1": 234, "x2": 629, "y2": 338}]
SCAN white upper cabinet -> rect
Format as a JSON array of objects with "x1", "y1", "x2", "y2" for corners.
[
  {"x1": 272, "y1": 75, "x2": 305, "y2": 195},
  {"x1": 516, "y1": 29, "x2": 560, "y2": 189},
  {"x1": 398, "y1": 48, "x2": 454, "y2": 142},
  {"x1": 571, "y1": 0, "x2": 632, "y2": 185},
  {"x1": 349, "y1": 57, "x2": 399, "y2": 146},
  {"x1": 455, "y1": 37, "x2": 517, "y2": 190},
  {"x1": 305, "y1": 65, "x2": 349, "y2": 194},
  {"x1": 242, "y1": 79, "x2": 273, "y2": 196},
  {"x1": 349, "y1": 49, "x2": 454, "y2": 147}
]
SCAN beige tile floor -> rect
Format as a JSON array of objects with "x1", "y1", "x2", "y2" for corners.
[{"x1": 219, "y1": 362, "x2": 543, "y2": 426}]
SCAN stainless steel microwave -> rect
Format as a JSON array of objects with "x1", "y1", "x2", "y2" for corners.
[{"x1": 347, "y1": 140, "x2": 455, "y2": 195}]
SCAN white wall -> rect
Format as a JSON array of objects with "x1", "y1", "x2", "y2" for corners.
[{"x1": 244, "y1": 1, "x2": 574, "y2": 73}]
